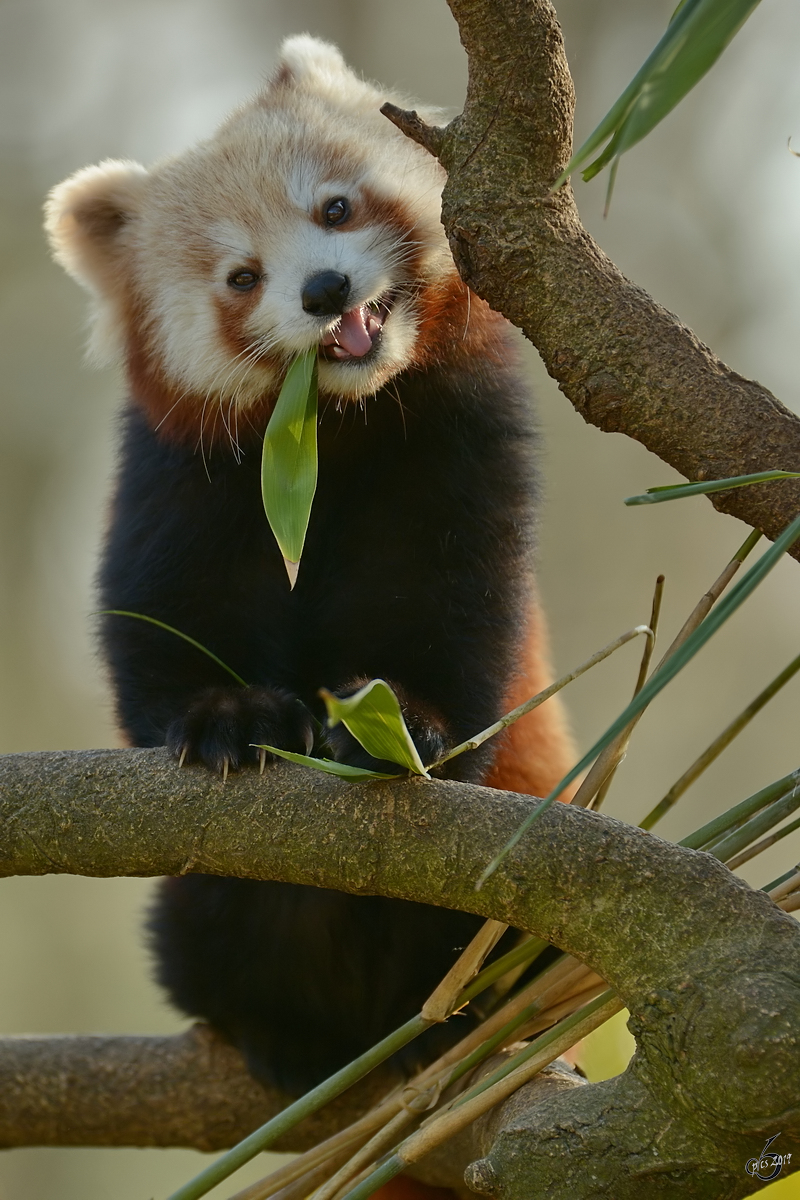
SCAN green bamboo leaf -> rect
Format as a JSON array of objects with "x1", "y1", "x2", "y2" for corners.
[
  {"x1": 320, "y1": 679, "x2": 430, "y2": 776},
  {"x1": 261, "y1": 350, "x2": 318, "y2": 588},
  {"x1": 256, "y1": 744, "x2": 401, "y2": 781},
  {"x1": 554, "y1": 0, "x2": 762, "y2": 190},
  {"x1": 625, "y1": 470, "x2": 800, "y2": 506}
]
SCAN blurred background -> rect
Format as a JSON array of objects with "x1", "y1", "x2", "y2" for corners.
[{"x1": 1, "y1": 0, "x2": 799, "y2": 1196}]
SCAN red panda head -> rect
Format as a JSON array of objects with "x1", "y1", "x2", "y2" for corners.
[{"x1": 45, "y1": 36, "x2": 465, "y2": 438}]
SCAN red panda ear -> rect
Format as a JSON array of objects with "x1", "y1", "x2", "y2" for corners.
[
  {"x1": 44, "y1": 159, "x2": 148, "y2": 300},
  {"x1": 268, "y1": 35, "x2": 352, "y2": 93}
]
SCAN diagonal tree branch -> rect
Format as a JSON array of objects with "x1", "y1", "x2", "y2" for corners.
[
  {"x1": 404, "y1": 0, "x2": 800, "y2": 554},
  {"x1": 0, "y1": 748, "x2": 797, "y2": 1197}
]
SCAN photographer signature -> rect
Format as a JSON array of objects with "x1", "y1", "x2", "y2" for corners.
[{"x1": 745, "y1": 1133, "x2": 792, "y2": 1182}]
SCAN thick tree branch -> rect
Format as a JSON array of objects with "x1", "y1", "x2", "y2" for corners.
[
  {"x1": 427, "y1": 0, "x2": 800, "y2": 555},
  {"x1": 0, "y1": 749, "x2": 797, "y2": 1196}
]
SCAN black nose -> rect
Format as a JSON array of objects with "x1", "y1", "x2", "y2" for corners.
[{"x1": 302, "y1": 271, "x2": 351, "y2": 316}]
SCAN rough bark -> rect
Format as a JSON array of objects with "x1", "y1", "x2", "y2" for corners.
[
  {"x1": 385, "y1": 0, "x2": 800, "y2": 556},
  {"x1": 0, "y1": 748, "x2": 798, "y2": 1197}
]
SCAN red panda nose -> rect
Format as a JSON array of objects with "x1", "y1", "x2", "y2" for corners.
[{"x1": 302, "y1": 271, "x2": 351, "y2": 316}]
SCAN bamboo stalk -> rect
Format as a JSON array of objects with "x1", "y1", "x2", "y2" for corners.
[
  {"x1": 710, "y1": 786, "x2": 800, "y2": 864},
  {"x1": 575, "y1": 532, "x2": 760, "y2": 812},
  {"x1": 457, "y1": 935, "x2": 548, "y2": 1004},
  {"x1": 641, "y1": 652, "x2": 800, "y2": 830},
  {"x1": 413, "y1": 956, "x2": 590, "y2": 1089},
  {"x1": 225, "y1": 1100, "x2": 399, "y2": 1200},
  {"x1": 679, "y1": 770, "x2": 800, "y2": 850},
  {"x1": 340, "y1": 994, "x2": 623, "y2": 1200},
  {"x1": 310, "y1": 1109, "x2": 417, "y2": 1200},
  {"x1": 430, "y1": 625, "x2": 653, "y2": 770},
  {"x1": 421, "y1": 919, "x2": 507, "y2": 1021},
  {"x1": 768, "y1": 870, "x2": 800, "y2": 903},
  {"x1": 172, "y1": 912, "x2": 520, "y2": 1200},
  {"x1": 479, "y1": 932, "x2": 540, "y2": 1004},
  {"x1": 242, "y1": 959, "x2": 599, "y2": 1200},
  {"x1": 512, "y1": 980, "x2": 609, "y2": 1042},
  {"x1": 591, "y1": 575, "x2": 665, "y2": 813},
  {"x1": 725, "y1": 816, "x2": 800, "y2": 871}
]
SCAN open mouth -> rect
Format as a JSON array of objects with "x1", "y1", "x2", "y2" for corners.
[{"x1": 319, "y1": 294, "x2": 393, "y2": 362}]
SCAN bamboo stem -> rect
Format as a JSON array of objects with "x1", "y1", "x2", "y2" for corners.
[
  {"x1": 710, "y1": 786, "x2": 800, "y2": 864},
  {"x1": 575, "y1": 532, "x2": 760, "y2": 812},
  {"x1": 421, "y1": 919, "x2": 507, "y2": 1021},
  {"x1": 244, "y1": 959, "x2": 600, "y2": 1200},
  {"x1": 310, "y1": 1109, "x2": 417, "y2": 1200},
  {"x1": 431, "y1": 626, "x2": 653, "y2": 769},
  {"x1": 591, "y1": 575, "x2": 665, "y2": 812},
  {"x1": 725, "y1": 815, "x2": 800, "y2": 871},
  {"x1": 679, "y1": 770, "x2": 800, "y2": 850},
  {"x1": 642, "y1": 652, "x2": 800, "y2": 830},
  {"x1": 340, "y1": 994, "x2": 622, "y2": 1200},
  {"x1": 768, "y1": 870, "x2": 800, "y2": 903},
  {"x1": 225, "y1": 1100, "x2": 399, "y2": 1200}
]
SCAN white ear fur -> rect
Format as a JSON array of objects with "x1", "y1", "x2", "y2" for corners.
[
  {"x1": 267, "y1": 34, "x2": 443, "y2": 131},
  {"x1": 45, "y1": 160, "x2": 149, "y2": 364},
  {"x1": 275, "y1": 35, "x2": 350, "y2": 89},
  {"x1": 44, "y1": 159, "x2": 148, "y2": 298}
]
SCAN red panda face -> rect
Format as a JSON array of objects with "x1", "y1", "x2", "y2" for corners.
[{"x1": 45, "y1": 36, "x2": 459, "y2": 431}]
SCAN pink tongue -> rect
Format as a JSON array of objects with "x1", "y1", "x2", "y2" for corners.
[{"x1": 335, "y1": 307, "x2": 374, "y2": 357}]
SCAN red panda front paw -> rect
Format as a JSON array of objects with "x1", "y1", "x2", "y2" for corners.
[
  {"x1": 166, "y1": 686, "x2": 314, "y2": 775},
  {"x1": 325, "y1": 679, "x2": 450, "y2": 774}
]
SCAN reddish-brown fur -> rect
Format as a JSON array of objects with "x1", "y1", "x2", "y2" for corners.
[{"x1": 486, "y1": 596, "x2": 576, "y2": 800}]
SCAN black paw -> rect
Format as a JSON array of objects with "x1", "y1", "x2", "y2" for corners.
[
  {"x1": 324, "y1": 679, "x2": 450, "y2": 774},
  {"x1": 166, "y1": 686, "x2": 314, "y2": 774}
]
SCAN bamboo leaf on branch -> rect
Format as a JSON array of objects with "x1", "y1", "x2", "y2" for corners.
[
  {"x1": 553, "y1": 0, "x2": 763, "y2": 195},
  {"x1": 625, "y1": 470, "x2": 800, "y2": 506}
]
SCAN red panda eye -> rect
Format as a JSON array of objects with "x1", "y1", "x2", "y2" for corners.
[
  {"x1": 323, "y1": 198, "x2": 350, "y2": 227},
  {"x1": 227, "y1": 269, "x2": 260, "y2": 291}
]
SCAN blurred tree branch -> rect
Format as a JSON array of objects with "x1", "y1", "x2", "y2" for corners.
[
  {"x1": 0, "y1": 1023, "x2": 397, "y2": 1152},
  {"x1": 384, "y1": 0, "x2": 800, "y2": 556},
  {"x1": 0, "y1": 748, "x2": 798, "y2": 1197}
]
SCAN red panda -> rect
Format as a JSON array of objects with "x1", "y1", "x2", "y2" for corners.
[{"x1": 45, "y1": 36, "x2": 574, "y2": 1098}]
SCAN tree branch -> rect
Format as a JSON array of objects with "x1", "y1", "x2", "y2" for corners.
[
  {"x1": 0, "y1": 1024, "x2": 397, "y2": 1152},
  {"x1": 428, "y1": 0, "x2": 800, "y2": 554},
  {"x1": 0, "y1": 749, "x2": 797, "y2": 1196}
]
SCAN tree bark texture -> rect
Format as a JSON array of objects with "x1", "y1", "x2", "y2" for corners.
[
  {"x1": 411, "y1": 0, "x2": 800, "y2": 555},
  {"x1": 0, "y1": 748, "x2": 797, "y2": 1197}
]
